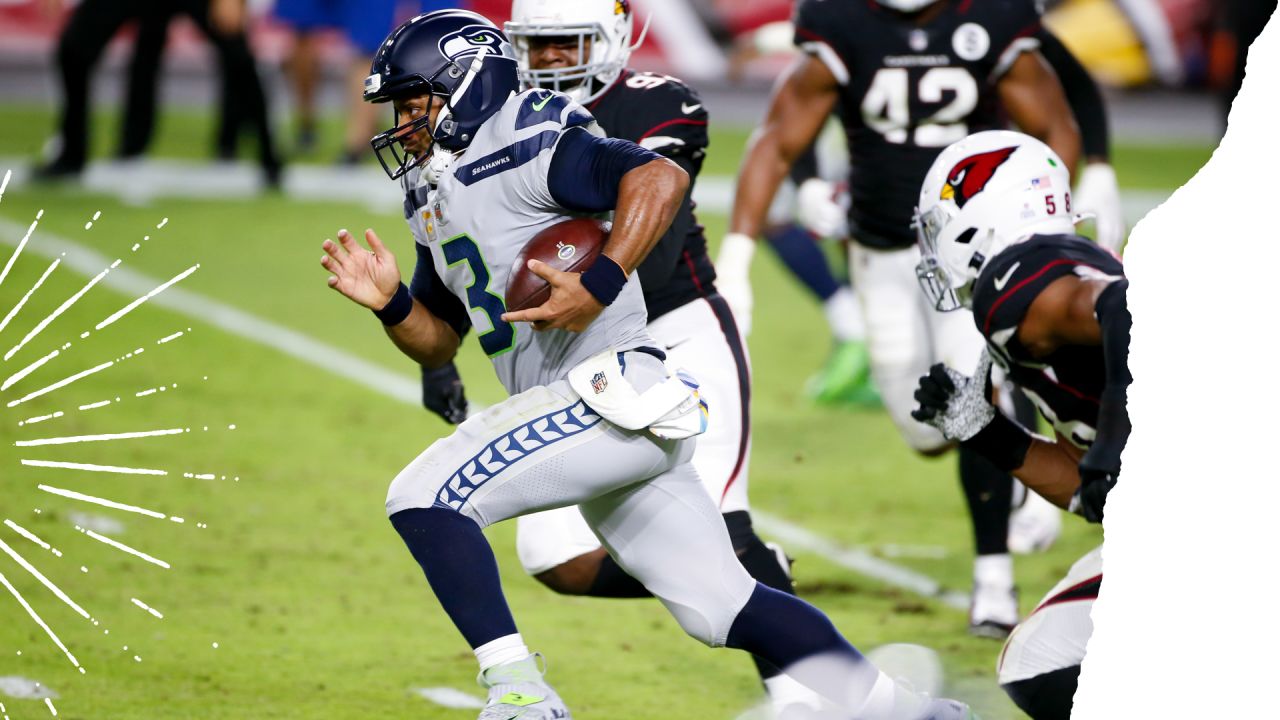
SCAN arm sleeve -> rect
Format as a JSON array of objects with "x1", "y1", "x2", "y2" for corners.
[
  {"x1": 1037, "y1": 29, "x2": 1110, "y2": 160},
  {"x1": 633, "y1": 154, "x2": 698, "y2": 292},
  {"x1": 793, "y1": 0, "x2": 851, "y2": 85},
  {"x1": 1084, "y1": 279, "x2": 1132, "y2": 473},
  {"x1": 546, "y1": 127, "x2": 663, "y2": 213},
  {"x1": 408, "y1": 242, "x2": 471, "y2": 340}
]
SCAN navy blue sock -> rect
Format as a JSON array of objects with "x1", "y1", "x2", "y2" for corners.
[
  {"x1": 765, "y1": 224, "x2": 841, "y2": 301},
  {"x1": 726, "y1": 583, "x2": 863, "y2": 670},
  {"x1": 389, "y1": 507, "x2": 518, "y2": 649}
]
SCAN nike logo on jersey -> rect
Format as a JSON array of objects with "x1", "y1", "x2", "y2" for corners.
[
  {"x1": 993, "y1": 262, "x2": 1021, "y2": 291},
  {"x1": 531, "y1": 93, "x2": 553, "y2": 112},
  {"x1": 681, "y1": 103, "x2": 702, "y2": 114}
]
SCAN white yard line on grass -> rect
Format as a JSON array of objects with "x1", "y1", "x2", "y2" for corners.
[{"x1": 1, "y1": 217, "x2": 973, "y2": 711}]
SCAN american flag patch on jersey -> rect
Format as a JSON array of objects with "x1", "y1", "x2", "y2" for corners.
[
  {"x1": 591, "y1": 372, "x2": 608, "y2": 394},
  {"x1": 1031, "y1": 175, "x2": 1053, "y2": 189}
]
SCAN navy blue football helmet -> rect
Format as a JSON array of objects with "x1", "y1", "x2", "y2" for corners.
[{"x1": 365, "y1": 10, "x2": 520, "y2": 179}]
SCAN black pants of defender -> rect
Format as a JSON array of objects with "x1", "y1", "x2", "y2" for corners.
[
  {"x1": 1002, "y1": 665, "x2": 1081, "y2": 720},
  {"x1": 51, "y1": 0, "x2": 277, "y2": 171}
]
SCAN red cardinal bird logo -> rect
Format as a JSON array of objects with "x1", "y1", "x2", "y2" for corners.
[{"x1": 940, "y1": 146, "x2": 1018, "y2": 208}]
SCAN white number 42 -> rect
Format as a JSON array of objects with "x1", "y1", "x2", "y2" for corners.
[{"x1": 861, "y1": 67, "x2": 978, "y2": 147}]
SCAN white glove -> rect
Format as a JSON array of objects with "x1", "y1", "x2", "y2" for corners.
[
  {"x1": 795, "y1": 177, "x2": 849, "y2": 239},
  {"x1": 1074, "y1": 163, "x2": 1125, "y2": 254},
  {"x1": 715, "y1": 232, "x2": 756, "y2": 337}
]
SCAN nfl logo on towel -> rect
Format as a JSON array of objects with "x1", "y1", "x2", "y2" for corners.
[{"x1": 591, "y1": 372, "x2": 608, "y2": 394}]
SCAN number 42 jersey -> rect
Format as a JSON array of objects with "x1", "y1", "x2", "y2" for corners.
[{"x1": 794, "y1": 0, "x2": 1043, "y2": 249}]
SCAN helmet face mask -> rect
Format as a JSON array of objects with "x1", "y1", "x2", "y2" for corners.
[
  {"x1": 369, "y1": 85, "x2": 450, "y2": 181},
  {"x1": 506, "y1": 0, "x2": 635, "y2": 104}
]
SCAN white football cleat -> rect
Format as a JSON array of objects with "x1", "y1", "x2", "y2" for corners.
[
  {"x1": 477, "y1": 654, "x2": 571, "y2": 720},
  {"x1": 1008, "y1": 488, "x2": 1062, "y2": 555},
  {"x1": 970, "y1": 555, "x2": 1018, "y2": 639}
]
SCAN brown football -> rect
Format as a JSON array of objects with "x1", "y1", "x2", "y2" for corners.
[{"x1": 505, "y1": 217, "x2": 610, "y2": 312}]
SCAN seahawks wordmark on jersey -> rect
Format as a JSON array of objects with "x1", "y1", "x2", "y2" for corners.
[
  {"x1": 793, "y1": 0, "x2": 1042, "y2": 248},
  {"x1": 401, "y1": 89, "x2": 653, "y2": 395}
]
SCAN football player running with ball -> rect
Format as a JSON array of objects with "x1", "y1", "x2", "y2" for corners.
[
  {"x1": 500, "y1": 1, "x2": 831, "y2": 715},
  {"x1": 322, "y1": 10, "x2": 980, "y2": 720},
  {"x1": 720, "y1": 0, "x2": 1092, "y2": 638},
  {"x1": 910, "y1": 130, "x2": 1130, "y2": 719}
]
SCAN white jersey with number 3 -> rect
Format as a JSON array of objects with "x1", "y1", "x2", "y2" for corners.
[{"x1": 402, "y1": 89, "x2": 653, "y2": 395}]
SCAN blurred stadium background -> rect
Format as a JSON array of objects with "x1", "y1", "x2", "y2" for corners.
[{"x1": 0, "y1": 0, "x2": 1247, "y2": 718}]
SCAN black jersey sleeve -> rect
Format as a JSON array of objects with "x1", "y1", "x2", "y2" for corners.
[
  {"x1": 1037, "y1": 29, "x2": 1110, "y2": 161},
  {"x1": 987, "y1": 0, "x2": 1046, "y2": 80},
  {"x1": 409, "y1": 242, "x2": 470, "y2": 340},
  {"x1": 971, "y1": 234, "x2": 1123, "y2": 338},
  {"x1": 623, "y1": 76, "x2": 710, "y2": 167},
  {"x1": 792, "y1": 0, "x2": 851, "y2": 86}
]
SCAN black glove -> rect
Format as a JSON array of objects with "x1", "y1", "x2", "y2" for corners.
[
  {"x1": 1074, "y1": 450, "x2": 1118, "y2": 524},
  {"x1": 911, "y1": 363, "x2": 958, "y2": 424},
  {"x1": 421, "y1": 362, "x2": 468, "y2": 425}
]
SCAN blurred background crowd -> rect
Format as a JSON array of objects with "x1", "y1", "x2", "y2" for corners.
[{"x1": 0, "y1": 0, "x2": 1270, "y2": 187}]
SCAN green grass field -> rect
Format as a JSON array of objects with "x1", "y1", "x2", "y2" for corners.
[{"x1": 0, "y1": 104, "x2": 1214, "y2": 719}]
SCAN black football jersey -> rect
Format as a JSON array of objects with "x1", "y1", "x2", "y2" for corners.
[
  {"x1": 970, "y1": 234, "x2": 1125, "y2": 448},
  {"x1": 794, "y1": 0, "x2": 1043, "y2": 248},
  {"x1": 586, "y1": 69, "x2": 715, "y2": 321}
]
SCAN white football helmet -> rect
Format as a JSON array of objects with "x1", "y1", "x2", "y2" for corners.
[
  {"x1": 915, "y1": 130, "x2": 1076, "y2": 311},
  {"x1": 505, "y1": 0, "x2": 646, "y2": 104},
  {"x1": 874, "y1": 0, "x2": 944, "y2": 13}
]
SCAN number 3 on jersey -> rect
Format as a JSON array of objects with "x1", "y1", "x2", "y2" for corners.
[
  {"x1": 442, "y1": 234, "x2": 516, "y2": 357},
  {"x1": 862, "y1": 67, "x2": 978, "y2": 147}
]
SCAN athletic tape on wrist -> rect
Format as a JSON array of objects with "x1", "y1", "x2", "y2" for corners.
[
  {"x1": 961, "y1": 412, "x2": 1033, "y2": 473},
  {"x1": 374, "y1": 283, "x2": 413, "y2": 326},
  {"x1": 580, "y1": 255, "x2": 627, "y2": 306}
]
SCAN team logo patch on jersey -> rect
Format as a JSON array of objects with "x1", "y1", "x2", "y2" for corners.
[
  {"x1": 615, "y1": 0, "x2": 630, "y2": 16},
  {"x1": 590, "y1": 371, "x2": 608, "y2": 394},
  {"x1": 941, "y1": 146, "x2": 1017, "y2": 208},
  {"x1": 439, "y1": 25, "x2": 513, "y2": 63},
  {"x1": 909, "y1": 29, "x2": 929, "y2": 52},
  {"x1": 952, "y1": 23, "x2": 991, "y2": 62},
  {"x1": 556, "y1": 242, "x2": 576, "y2": 261}
]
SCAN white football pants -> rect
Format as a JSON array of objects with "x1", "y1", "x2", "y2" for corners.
[
  {"x1": 998, "y1": 546, "x2": 1102, "y2": 685},
  {"x1": 385, "y1": 350, "x2": 757, "y2": 647},
  {"x1": 516, "y1": 295, "x2": 753, "y2": 575},
  {"x1": 850, "y1": 242, "x2": 988, "y2": 453}
]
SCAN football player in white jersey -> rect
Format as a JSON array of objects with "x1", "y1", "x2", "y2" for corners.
[{"x1": 322, "y1": 9, "x2": 980, "y2": 720}]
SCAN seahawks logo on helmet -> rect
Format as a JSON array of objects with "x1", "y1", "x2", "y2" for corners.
[
  {"x1": 941, "y1": 147, "x2": 1018, "y2": 209},
  {"x1": 438, "y1": 25, "x2": 513, "y2": 63}
]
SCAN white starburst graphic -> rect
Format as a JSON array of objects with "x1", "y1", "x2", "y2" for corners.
[{"x1": 1, "y1": 168, "x2": 235, "y2": 715}]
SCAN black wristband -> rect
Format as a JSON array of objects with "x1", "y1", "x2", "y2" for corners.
[
  {"x1": 580, "y1": 255, "x2": 627, "y2": 306},
  {"x1": 961, "y1": 412, "x2": 1033, "y2": 473},
  {"x1": 373, "y1": 283, "x2": 413, "y2": 326}
]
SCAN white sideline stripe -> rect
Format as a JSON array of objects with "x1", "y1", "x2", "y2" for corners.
[
  {"x1": 0, "y1": 219, "x2": 968, "y2": 610},
  {"x1": 753, "y1": 513, "x2": 969, "y2": 611},
  {"x1": 412, "y1": 687, "x2": 485, "y2": 709}
]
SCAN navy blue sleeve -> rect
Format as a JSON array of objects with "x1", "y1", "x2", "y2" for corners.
[
  {"x1": 547, "y1": 127, "x2": 662, "y2": 213},
  {"x1": 409, "y1": 243, "x2": 471, "y2": 340}
]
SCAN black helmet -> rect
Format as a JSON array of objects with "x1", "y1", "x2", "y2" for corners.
[{"x1": 365, "y1": 10, "x2": 520, "y2": 179}]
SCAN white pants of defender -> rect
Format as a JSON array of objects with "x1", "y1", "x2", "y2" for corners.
[
  {"x1": 385, "y1": 351, "x2": 757, "y2": 646},
  {"x1": 998, "y1": 546, "x2": 1102, "y2": 685},
  {"x1": 516, "y1": 296, "x2": 752, "y2": 576},
  {"x1": 849, "y1": 242, "x2": 988, "y2": 453}
]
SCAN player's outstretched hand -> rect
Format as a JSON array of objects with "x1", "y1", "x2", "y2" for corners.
[
  {"x1": 321, "y1": 229, "x2": 402, "y2": 310},
  {"x1": 501, "y1": 259, "x2": 604, "y2": 333}
]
